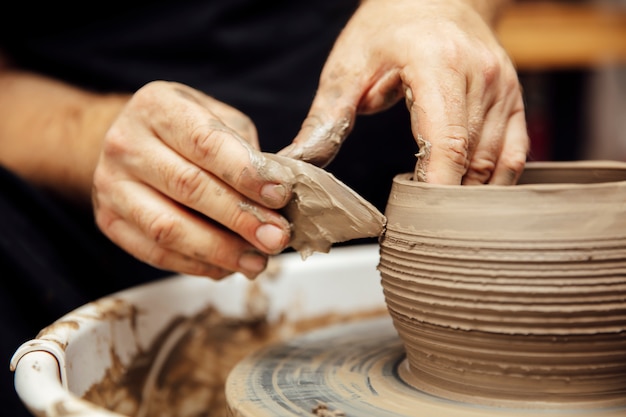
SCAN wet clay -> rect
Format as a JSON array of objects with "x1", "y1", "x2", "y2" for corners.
[
  {"x1": 264, "y1": 154, "x2": 385, "y2": 259},
  {"x1": 379, "y1": 161, "x2": 626, "y2": 409},
  {"x1": 82, "y1": 295, "x2": 387, "y2": 417},
  {"x1": 225, "y1": 317, "x2": 625, "y2": 417}
]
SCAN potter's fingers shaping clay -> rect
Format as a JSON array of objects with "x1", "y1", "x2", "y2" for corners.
[{"x1": 264, "y1": 154, "x2": 386, "y2": 259}]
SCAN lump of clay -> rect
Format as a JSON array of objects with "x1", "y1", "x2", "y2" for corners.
[{"x1": 264, "y1": 154, "x2": 386, "y2": 259}]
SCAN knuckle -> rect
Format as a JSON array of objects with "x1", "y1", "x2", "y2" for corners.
[
  {"x1": 137, "y1": 80, "x2": 170, "y2": 99},
  {"x1": 129, "y1": 82, "x2": 163, "y2": 111},
  {"x1": 503, "y1": 149, "x2": 529, "y2": 175},
  {"x1": 189, "y1": 123, "x2": 249, "y2": 186},
  {"x1": 466, "y1": 157, "x2": 497, "y2": 184},
  {"x1": 237, "y1": 116, "x2": 258, "y2": 145},
  {"x1": 229, "y1": 201, "x2": 259, "y2": 236},
  {"x1": 189, "y1": 123, "x2": 225, "y2": 163},
  {"x1": 480, "y1": 52, "x2": 501, "y2": 87},
  {"x1": 467, "y1": 118, "x2": 483, "y2": 147},
  {"x1": 93, "y1": 207, "x2": 117, "y2": 236},
  {"x1": 437, "y1": 126, "x2": 470, "y2": 164},
  {"x1": 237, "y1": 114, "x2": 255, "y2": 135},
  {"x1": 101, "y1": 125, "x2": 130, "y2": 159},
  {"x1": 142, "y1": 210, "x2": 181, "y2": 246},
  {"x1": 171, "y1": 165, "x2": 207, "y2": 205}
]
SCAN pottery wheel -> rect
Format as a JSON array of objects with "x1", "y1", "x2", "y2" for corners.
[{"x1": 225, "y1": 316, "x2": 625, "y2": 417}]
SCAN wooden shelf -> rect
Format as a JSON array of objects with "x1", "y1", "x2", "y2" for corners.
[{"x1": 497, "y1": 2, "x2": 626, "y2": 70}]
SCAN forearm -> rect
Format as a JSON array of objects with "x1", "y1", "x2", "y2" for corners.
[{"x1": 0, "y1": 68, "x2": 129, "y2": 205}]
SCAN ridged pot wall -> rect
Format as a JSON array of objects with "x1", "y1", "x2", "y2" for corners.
[{"x1": 378, "y1": 161, "x2": 626, "y2": 410}]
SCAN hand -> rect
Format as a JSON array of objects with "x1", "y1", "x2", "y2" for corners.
[
  {"x1": 280, "y1": 0, "x2": 529, "y2": 185},
  {"x1": 93, "y1": 81, "x2": 294, "y2": 279}
]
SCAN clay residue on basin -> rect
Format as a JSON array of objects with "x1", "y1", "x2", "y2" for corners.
[{"x1": 82, "y1": 297, "x2": 387, "y2": 417}]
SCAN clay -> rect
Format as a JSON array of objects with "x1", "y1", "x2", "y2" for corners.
[
  {"x1": 412, "y1": 134, "x2": 430, "y2": 182},
  {"x1": 226, "y1": 316, "x2": 626, "y2": 417},
  {"x1": 82, "y1": 294, "x2": 387, "y2": 417},
  {"x1": 379, "y1": 160, "x2": 626, "y2": 409},
  {"x1": 264, "y1": 154, "x2": 385, "y2": 259}
]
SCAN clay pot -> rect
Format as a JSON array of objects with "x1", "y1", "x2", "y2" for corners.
[{"x1": 378, "y1": 160, "x2": 626, "y2": 409}]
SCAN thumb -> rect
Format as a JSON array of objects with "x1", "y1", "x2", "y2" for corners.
[{"x1": 278, "y1": 85, "x2": 359, "y2": 168}]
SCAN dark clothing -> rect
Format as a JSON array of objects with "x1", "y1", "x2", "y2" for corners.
[{"x1": 1, "y1": 2, "x2": 416, "y2": 415}]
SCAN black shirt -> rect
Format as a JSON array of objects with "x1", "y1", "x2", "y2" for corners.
[{"x1": 1, "y1": 0, "x2": 417, "y2": 211}]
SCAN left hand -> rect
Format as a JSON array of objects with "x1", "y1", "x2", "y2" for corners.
[{"x1": 279, "y1": 0, "x2": 529, "y2": 185}]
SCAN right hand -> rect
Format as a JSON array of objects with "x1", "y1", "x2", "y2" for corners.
[
  {"x1": 279, "y1": 0, "x2": 528, "y2": 185},
  {"x1": 92, "y1": 81, "x2": 294, "y2": 279}
]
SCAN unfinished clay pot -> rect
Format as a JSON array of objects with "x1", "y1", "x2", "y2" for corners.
[{"x1": 378, "y1": 160, "x2": 626, "y2": 410}]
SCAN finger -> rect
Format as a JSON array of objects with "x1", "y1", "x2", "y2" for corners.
[
  {"x1": 461, "y1": 60, "x2": 527, "y2": 185},
  {"x1": 359, "y1": 69, "x2": 404, "y2": 114},
  {"x1": 94, "y1": 180, "x2": 271, "y2": 279},
  {"x1": 488, "y1": 100, "x2": 529, "y2": 185},
  {"x1": 407, "y1": 69, "x2": 471, "y2": 185},
  {"x1": 461, "y1": 100, "x2": 503, "y2": 185},
  {"x1": 105, "y1": 219, "x2": 236, "y2": 279},
  {"x1": 122, "y1": 137, "x2": 291, "y2": 255},
  {"x1": 191, "y1": 91, "x2": 260, "y2": 149},
  {"x1": 278, "y1": 69, "x2": 361, "y2": 167},
  {"x1": 139, "y1": 83, "x2": 293, "y2": 208}
]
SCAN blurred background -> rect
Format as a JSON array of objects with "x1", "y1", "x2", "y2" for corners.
[{"x1": 496, "y1": 0, "x2": 626, "y2": 162}]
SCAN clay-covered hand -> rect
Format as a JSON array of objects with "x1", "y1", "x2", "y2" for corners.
[
  {"x1": 92, "y1": 81, "x2": 294, "y2": 279},
  {"x1": 279, "y1": 0, "x2": 529, "y2": 185}
]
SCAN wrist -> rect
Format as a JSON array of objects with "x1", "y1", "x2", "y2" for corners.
[
  {"x1": 74, "y1": 93, "x2": 129, "y2": 202},
  {"x1": 0, "y1": 70, "x2": 130, "y2": 205}
]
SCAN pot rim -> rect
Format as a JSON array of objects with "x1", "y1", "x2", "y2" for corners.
[{"x1": 396, "y1": 160, "x2": 626, "y2": 191}]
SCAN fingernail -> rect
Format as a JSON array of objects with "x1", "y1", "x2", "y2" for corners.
[
  {"x1": 261, "y1": 183, "x2": 288, "y2": 205},
  {"x1": 256, "y1": 224, "x2": 288, "y2": 253},
  {"x1": 239, "y1": 251, "x2": 267, "y2": 274}
]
